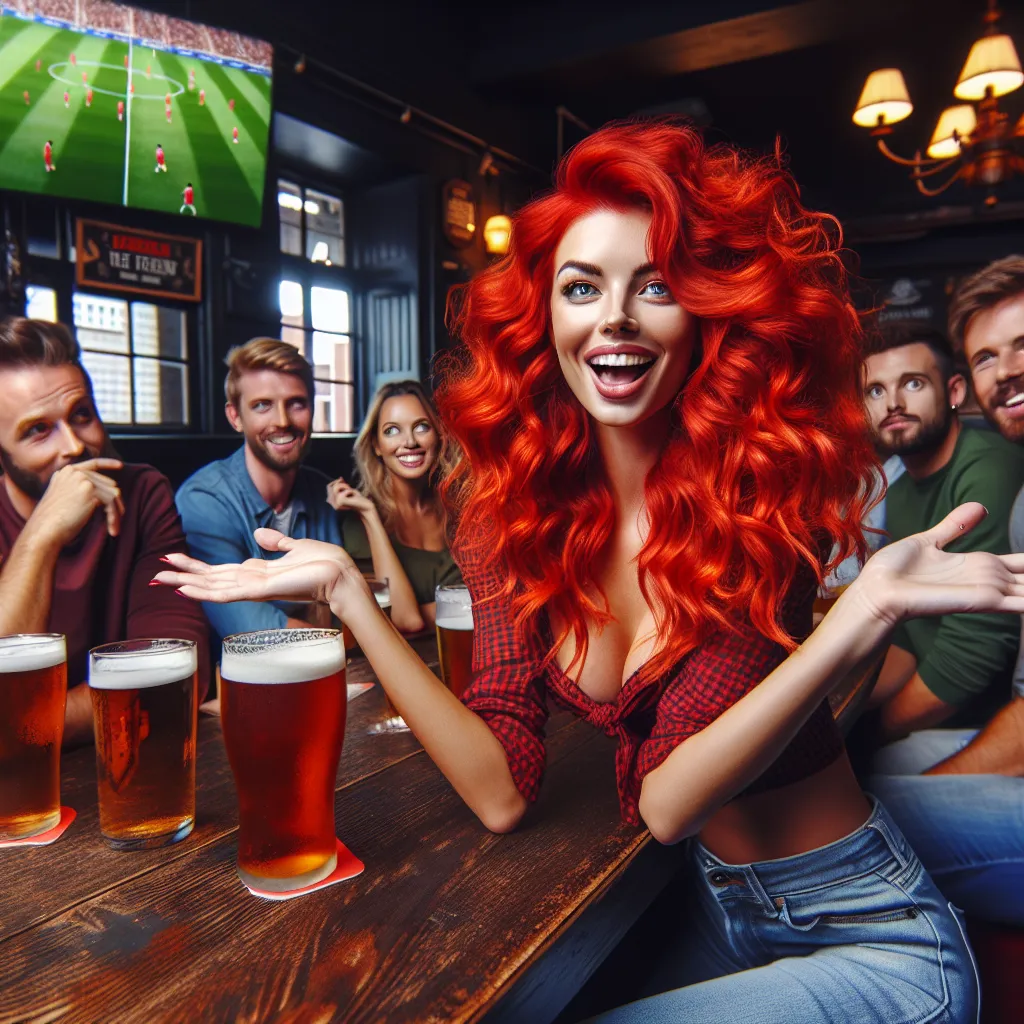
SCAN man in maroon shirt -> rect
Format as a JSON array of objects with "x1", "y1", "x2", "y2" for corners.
[{"x1": 0, "y1": 317, "x2": 209, "y2": 745}]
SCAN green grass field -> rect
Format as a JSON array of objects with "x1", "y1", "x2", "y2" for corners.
[{"x1": 0, "y1": 15, "x2": 271, "y2": 226}]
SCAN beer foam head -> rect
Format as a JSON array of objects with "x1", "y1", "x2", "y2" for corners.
[
  {"x1": 89, "y1": 643, "x2": 198, "y2": 690},
  {"x1": 435, "y1": 608, "x2": 474, "y2": 631},
  {"x1": 221, "y1": 630, "x2": 345, "y2": 684},
  {"x1": 0, "y1": 634, "x2": 65, "y2": 674}
]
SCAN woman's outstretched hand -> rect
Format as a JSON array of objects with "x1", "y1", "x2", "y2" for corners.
[
  {"x1": 153, "y1": 529, "x2": 368, "y2": 610},
  {"x1": 850, "y1": 502, "x2": 1024, "y2": 626}
]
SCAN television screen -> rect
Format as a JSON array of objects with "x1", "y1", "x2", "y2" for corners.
[{"x1": 0, "y1": 2, "x2": 272, "y2": 227}]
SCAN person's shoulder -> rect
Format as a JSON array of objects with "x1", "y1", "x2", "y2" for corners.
[
  {"x1": 176, "y1": 451, "x2": 239, "y2": 498},
  {"x1": 959, "y1": 426, "x2": 1024, "y2": 466},
  {"x1": 117, "y1": 462, "x2": 173, "y2": 501}
]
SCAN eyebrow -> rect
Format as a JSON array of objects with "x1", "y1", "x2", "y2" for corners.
[{"x1": 556, "y1": 260, "x2": 657, "y2": 278}]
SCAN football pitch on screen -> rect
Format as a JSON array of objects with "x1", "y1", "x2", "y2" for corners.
[{"x1": 0, "y1": 17, "x2": 270, "y2": 226}]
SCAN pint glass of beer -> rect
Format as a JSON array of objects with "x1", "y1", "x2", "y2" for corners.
[
  {"x1": 435, "y1": 585, "x2": 474, "y2": 699},
  {"x1": 89, "y1": 639, "x2": 198, "y2": 850},
  {"x1": 220, "y1": 628, "x2": 346, "y2": 892},
  {"x1": 0, "y1": 634, "x2": 67, "y2": 840}
]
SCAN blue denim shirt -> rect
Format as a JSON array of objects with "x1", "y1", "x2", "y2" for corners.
[{"x1": 175, "y1": 446, "x2": 342, "y2": 642}]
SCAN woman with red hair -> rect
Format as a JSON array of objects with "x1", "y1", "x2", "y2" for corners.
[{"x1": 157, "y1": 122, "x2": 1016, "y2": 1020}]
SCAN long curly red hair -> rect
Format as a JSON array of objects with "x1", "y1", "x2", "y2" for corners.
[{"x1": 437, "y1": 120, "x2": 877, "y2": 679}]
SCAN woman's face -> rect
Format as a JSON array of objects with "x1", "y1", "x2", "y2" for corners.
[
  {"x1": 374, "y1": 394, "x2": 439, "y2": 482},
  {"x1": 550, "y1": 207, "x2": 697, "y2": 429}
]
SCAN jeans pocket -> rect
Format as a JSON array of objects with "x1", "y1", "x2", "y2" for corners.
[{"x1": 775, "y1": 894, "x2": 921, "y2": 932}]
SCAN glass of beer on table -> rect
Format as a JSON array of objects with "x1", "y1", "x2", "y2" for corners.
[
  {"x1": 89, "y1": 639, "x2": 198, "y2": 850},
  {"x1": 220, "y1": 628, "x2": 346, "y2": 892},
  {"x1": 435, "y1": 585, "x2": 474, "y2": 699},
  {"x1": 0, "y1": 634, "x2": 67, "y2": 840}
]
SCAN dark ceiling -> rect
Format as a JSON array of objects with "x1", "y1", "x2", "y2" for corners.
[{"x1": 137, "y1": 0, "x2": 1024, "y2": 235}]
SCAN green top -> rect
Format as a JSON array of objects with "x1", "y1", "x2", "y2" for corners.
[
  {"x1": 887, "y1": 426, "x2": 1024, "y2": 722},
  {"x1": 341, "y1": 512, "x2": 463, "y2": 606}
]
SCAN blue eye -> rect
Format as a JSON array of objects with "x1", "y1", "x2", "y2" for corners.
[
  {"x1": 563, "y1": 281, "x2": 597, "y2": 300},
  {"x1": 641, "y1": 280, "x2": 669, "y2": 297}
]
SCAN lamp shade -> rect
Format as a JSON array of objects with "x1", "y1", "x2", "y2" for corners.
[
  {"x1": 483, "y1": 214, "x2": 512, "y2": 255},
  {"x1": 927, "y1": 105, "x2": 978, "y2": 158},
  {"x1": 954, "y1": 34, "x2": 1023, "y2": 100},
  {"x1": 853, "y1": 68, "x2": 913, "y2": 127}
]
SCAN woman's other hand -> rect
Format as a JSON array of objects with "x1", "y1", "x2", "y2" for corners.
[
  {"x1": 153, "y1": 529, "x2": 369, "y2": 612},
  {"x1": 848, "y1": 502, "x2": 1024, "y2": 626},
  {"x1": 327, "y1": 477, "x2": 377, "y2": 516}
]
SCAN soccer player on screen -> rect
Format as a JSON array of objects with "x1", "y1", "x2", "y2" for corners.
[
  {"x1": 124, "y1": 54, "x2": 129, "y2": 68},
  {"x1": 155, "y1": 144, "x2": 167, "y2": 173},
  {"x1": 63, "y1": 91, "x2": 69, "y2": 109},
  {"x1": 43, "y1": 140, "x2": 54, "y2": 173},
  {"x1": 146, "y1": 64, "x2": 151, "y2": 78},
  {"x1": 86, "y1": 88, "x2": 93, "y2": 107},
  {"x1": 232, "y1": 126, "x2": 239, "y2": 144},
  {"x1": 70, "y1": 53, "x2": 76, "y2": 66},
  {"x1": 228, "y1": 98, "x2": 235, "y2": 111},
  {"x1": 180, "y1": 183, "x2": 196, "y2": 216},
  {"x1": 35, "y1": 59, "x2": 40, "y2": 72},
  {"x1": 23, "y1": 90, "x2": 29, "y2": 105},
  {"x1": 117, "y1": 100, "x2": 124, "y2": 121},
  {"x1": 81, "y1": 71, "x2": 87, "y2": 84},
  {"x1": 199, "y1": 89, "x2": 205, "y2": 106},
  {"x1": 188, "y1": 68, "x2": 195, "y2": 91}
]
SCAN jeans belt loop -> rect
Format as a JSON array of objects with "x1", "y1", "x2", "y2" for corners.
[
  {"x1": 868, "y1": 815, "x2": 909, "y2": 871},
  {"x1": 744, "y1": 865, "x2": 779, "y2": 916}
]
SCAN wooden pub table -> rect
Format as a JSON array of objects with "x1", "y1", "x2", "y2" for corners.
[{"x1": 0, "y1": 635, "x2": 680, "y2": 1024}]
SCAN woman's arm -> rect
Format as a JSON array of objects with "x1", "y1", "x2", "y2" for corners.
[
  {"x1": 155, "y1": 532, "x2": 528, "y2": 833},
  {"x1": 340, "y1": 587, "x2": 526, "y2": 831},
  {"x1": 638, "y1": 503, "x2": 1024, "y2": 845}
]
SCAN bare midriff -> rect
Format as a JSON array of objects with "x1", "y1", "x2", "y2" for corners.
[{"x1": 697, "y1": 753, "x2": 872, "y2": 864}]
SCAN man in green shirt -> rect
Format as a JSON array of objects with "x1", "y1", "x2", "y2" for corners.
[{"x1": 862, "y1": 327, "x2": 1024, "y2": 742}]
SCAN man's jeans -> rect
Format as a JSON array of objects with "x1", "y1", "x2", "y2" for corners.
[{"x1": 869, "y1": 729, "x2": 1024, "y2": 926}]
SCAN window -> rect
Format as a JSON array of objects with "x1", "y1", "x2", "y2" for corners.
[
  {"x1": 279, "y1": 280, "x2": 353, "y2": 433},
  {"x1": 72, "y1": 292, "x2": 189, "y2": 427},
  {"x1": 25, "y1": 285, "x2": 58, "y2": 322},
  {"x1": 277, "y1": 178, "x2": 344, "y2": 266}
]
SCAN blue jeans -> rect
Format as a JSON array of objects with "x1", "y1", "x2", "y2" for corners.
[
  {"x1": 868, "y1": 730, "x2": 1024, "y2": 926},
  {"x1": 585, "y1": 799, "x2": 978, "y2": 1023}
]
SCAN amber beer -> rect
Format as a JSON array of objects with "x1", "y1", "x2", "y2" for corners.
[
  {"x1": 0, "y1": 635, "x2": 67, "y2": 840},
  {"x1": 89, "y1": 640, "x2": 198, "y2": 849},
  {"x1": 220, "y1": 629, "x2": 347, "y2": 891},
  {"x1": 435, "y1": 585, "x2": 474, "y2": 699}
]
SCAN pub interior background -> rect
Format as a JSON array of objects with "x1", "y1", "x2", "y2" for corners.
[{"x1": 1, "y1": 0, "x2": 1023, "y2": 488}]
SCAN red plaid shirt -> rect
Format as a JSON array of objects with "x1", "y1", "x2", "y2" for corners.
[{"x1": 456, "y1": 541, "x2": 843, "y2": 826}]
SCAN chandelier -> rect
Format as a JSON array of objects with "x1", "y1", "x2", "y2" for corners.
[{"x1": 852, "y1": 0, "x2": 1023, "y2": 204}]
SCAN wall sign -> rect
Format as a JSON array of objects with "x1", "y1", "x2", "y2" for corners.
[
  {"x1": 76, "y1": 219, "x2": 202, "y2": 302},
  {"x1": 443, "y1": 179, "x2": 476, "y2": 248}
]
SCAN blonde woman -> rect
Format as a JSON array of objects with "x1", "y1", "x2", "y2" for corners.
[{"x1": 328, "y1": 380, "x2": 461, "y2": 631}]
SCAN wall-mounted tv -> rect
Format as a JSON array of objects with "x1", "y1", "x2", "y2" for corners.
[{"x1": 0, "y1": 2, "x2": 272, "y2": 227}]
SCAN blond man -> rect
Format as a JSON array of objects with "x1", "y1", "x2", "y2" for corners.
[{"x1": 175, "y1": 339, "x2": 342, "y2": 646}]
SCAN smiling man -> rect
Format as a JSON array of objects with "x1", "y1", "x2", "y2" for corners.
[
  {"x1": 861, "y1": 326, "x2": 1024, "y2": 743},
  {"x1": 175, "y1": 339, "x2": 342, "y2": 651},
  {"x1": 0, "y1": 317, "x2": 209, "y2": 744}
]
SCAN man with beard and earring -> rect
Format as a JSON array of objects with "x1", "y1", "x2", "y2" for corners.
[
  {"x1": 860, "y1": 325, "x2": 1024, "y2": 747},
  {"x1": 175, "y1": 339, "x2": 343, "y2": 654},
  {"x1": 0, "y1": 317, "x2": 210, "y2": 744},
  {"x1": 865, "y1": 257, "x2": 1024, "y2": 926}
]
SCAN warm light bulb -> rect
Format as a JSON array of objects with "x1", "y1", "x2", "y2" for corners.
[
  {"x1": 927, "y1": 105, "x2": 977, "y2": 159},
  {"x1": 483, "y1": 214, "x2": 512, "y2": 255},
  {"x1": 853, "y1": 68, "x2": 913, "y2": 127},
  {"x1": 955, "y1": 34, "x2": 1023, "y2": 100}
]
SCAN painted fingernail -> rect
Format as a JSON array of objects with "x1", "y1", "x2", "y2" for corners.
[
  {"x1": 175, "y1": 589, "x2": 189, "y2": 598},
  {"x1": 159, "y1": 556, "x2": 173, "y2": 564},
  {"x1": 148, "y1": 579, "x2": 161, "y2": 587},
  {"x1": 983, "y1": 505, "x2": 989, "y2": 514}
]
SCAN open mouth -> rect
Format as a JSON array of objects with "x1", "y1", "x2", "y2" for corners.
[
  {"x1": 999, "y1": 393, "x2": 1024, "y2": 418},
  {"x1": 396, "y1": 452, "x2": 426, "y2": 468},
  {"x1": 585, "y1": 352, "x2": 657, "y2": 400},
  {"x1": 266, "y1": 432, "x2": 300, "y2": 450}
]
